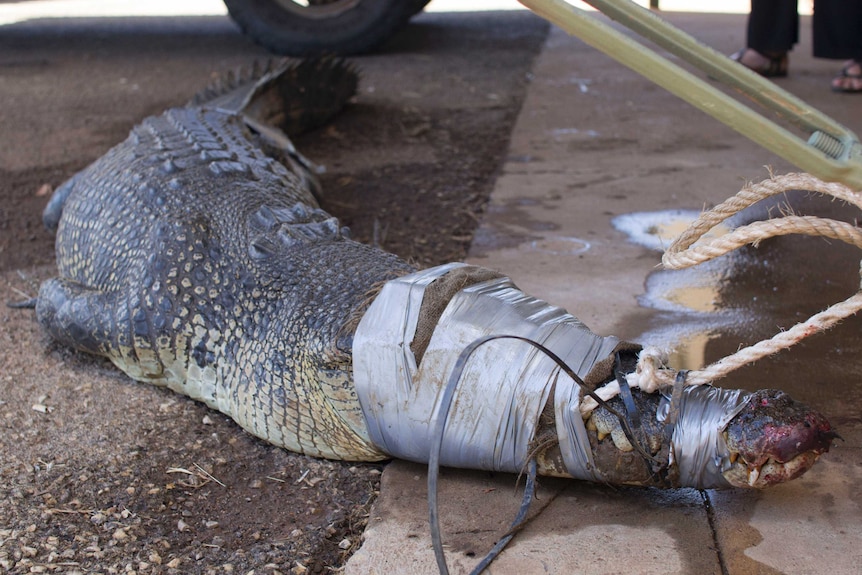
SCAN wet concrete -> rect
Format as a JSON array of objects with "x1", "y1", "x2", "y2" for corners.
[
  {"x1": 351, "y1": 9, "x2": 862, "y2": 575},
  {"x1": 624, "y1": 191, "x2": 862, "y2": 423}
]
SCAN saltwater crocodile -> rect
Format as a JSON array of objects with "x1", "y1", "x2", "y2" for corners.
[{"x1": 32, "y1": 59, "x2": 836, "y2": 489}]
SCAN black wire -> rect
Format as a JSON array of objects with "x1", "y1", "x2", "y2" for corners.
[
  {"x1": 663, "y1": 370, "x2": 688, "y2": 438},
  {"x1": 428, "y1": 334, "x2": 660, "y2": 574},
  {"x1": 612, "y1": 351, "x2": 666, "y2": 474},
  {"x1": 428, "y1": 336, "x2": 492, "y2": 575},
  {"x1": 613, "y1": 352, "x2": 643, "y2": 431},
  {"x1": 429, "y1": 335, "x2": 504, "y2": 575},
  {"x1": 469, "y1": 458, "x2": 538, "y2": 575}
]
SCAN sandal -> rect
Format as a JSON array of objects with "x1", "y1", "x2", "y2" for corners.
[
  {"x1": 831, "y1": 60, "x2": 862, "y2": 93},
  {"x1": 730, "y1": 48, "x2": 788, "y2": 78}
]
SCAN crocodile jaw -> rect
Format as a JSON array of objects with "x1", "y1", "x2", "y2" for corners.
[
  {"x1": 722, "y1": 450, "x2": 822, "y2": 488},
  {"x1": 721, "y1": 389, "x2": 837, "y2": 488}
]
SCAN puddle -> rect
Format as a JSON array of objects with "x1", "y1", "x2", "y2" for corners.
[
  {"x1": 612, "y1": 209, "x2": 731, "y2": 252},
  {"x1": 547, "y1": 127, "x2": 599, "y2": 140},
  {"x1": 545, "y1": 76, "x2": 592, "y2": 93},
  {"x1": 615, "y1": 210, "x2": 743, "y2": 361},
  {"x1": 667, "y1": 329, "x2": 717, "y2": 372},
  {"x1": 529, "y1": 236, "x2": 590, "y2": 255},
  {"x1": 614, "y1": 193, "x2": 862, "y2": 419},
  {"x1": 639, "y1": 259, "x2": 729, "y2": 314},
  {"x1": 664, "y1": 285, "x2": 718, "y2": 313}
]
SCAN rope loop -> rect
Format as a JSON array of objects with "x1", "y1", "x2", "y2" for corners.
[{"x1": 625, "y1": 172, "x2": 862, "y2": 398}]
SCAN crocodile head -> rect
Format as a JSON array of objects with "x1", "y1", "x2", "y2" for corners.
[{"x1": 721, "y1": 389, "x2": 838, "y2": 488}]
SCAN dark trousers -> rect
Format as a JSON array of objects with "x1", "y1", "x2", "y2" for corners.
[{"x1": 748, "y1": 0, "x2": 862, "y2": 60}]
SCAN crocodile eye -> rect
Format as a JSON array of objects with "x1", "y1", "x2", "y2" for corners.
[{"x1": 803, "y1": 421, "x2": 811, "y2": 428}]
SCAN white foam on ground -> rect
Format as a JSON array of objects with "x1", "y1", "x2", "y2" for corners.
[
  {"x1": 639, "y1": 262, "x2": 722, "y2": 314},
  {"x1": 612, "y1": 209, "x2": 706, "y2": 252}
]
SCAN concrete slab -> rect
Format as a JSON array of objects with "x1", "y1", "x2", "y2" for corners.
[
  {"x1": 348, "y1": 461, "x2": 720, "y2": 575},
  {"x1": 708, "y1": 423, "x2": 862, "y2": 575},
  {"x1": 348, "y1": 10, "x2": 862, "y2": 575}
]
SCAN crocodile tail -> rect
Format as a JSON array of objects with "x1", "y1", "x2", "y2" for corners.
[
  {"x1": 242, "y1": 57, "x2": 359, "y2": 135},
  {"x1": 188, "y1": 59, "x2": 277, "y2": 109},
  {"x1": 191, "y1": 58, "x2": 358, "y2": 136}
]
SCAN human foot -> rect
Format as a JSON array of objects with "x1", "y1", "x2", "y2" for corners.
[
  {"x1": 831, "y1": 60, "x2": 862, "y2": 93},
  {"x1": 730, "y1": 48, "x2": 788, "y2": 78}
]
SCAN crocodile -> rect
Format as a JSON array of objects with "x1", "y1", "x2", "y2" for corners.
[{"x1": 32, "y1": 59, "x2": 836, "y2": 489}]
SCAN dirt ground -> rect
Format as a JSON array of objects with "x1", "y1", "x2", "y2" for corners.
[{"x1": 0, "y1": 9, "x2": 548, "y2": 574}]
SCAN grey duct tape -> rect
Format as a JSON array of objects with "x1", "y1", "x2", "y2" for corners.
[
  {"x1": 352, "y1": 264, "x2": 621, "y2": 475},
  {"x1": 352, "y1": 264, "x2": 754, "y2": 486},
  {"x1": 658, "y1": 385, "x2": 751, "y2": 488}
]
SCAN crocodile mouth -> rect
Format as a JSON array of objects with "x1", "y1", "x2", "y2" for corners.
[
  {"x1": 721, "y1": 450, "x2": 822, "y2": 489},
  {"x1": 718, "y1": 388, "x2": 839, "y2": 489}
]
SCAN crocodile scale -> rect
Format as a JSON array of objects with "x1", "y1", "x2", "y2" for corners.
[
  {"x1": 32, "y1": 59, "x2": 837, "y2": 491},
  {"x1": 36, "y1": 60, "x2": 414, "y2": 461}
]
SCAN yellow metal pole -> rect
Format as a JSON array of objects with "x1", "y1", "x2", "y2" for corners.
[{"x1": 518, "y1": 0, "x2": 862, "y2": 189}]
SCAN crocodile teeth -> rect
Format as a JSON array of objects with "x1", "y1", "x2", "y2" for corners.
[
  {"x1": 729, "y1": 452, "x2": 738, "y2": 464},
  {"x1": 748, "y1": 466, "x2": 761, "y2": 487}
]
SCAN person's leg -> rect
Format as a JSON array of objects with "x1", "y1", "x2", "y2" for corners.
[
  {"x1": 813, "y1": 0, "x2": 862, "y2": 92},
  {"x1": 748, "y1": 0, "x2": 800, "y2": 54},
  {"x1": 734, "y1": 0, "x2": 799, "y2": 76}
]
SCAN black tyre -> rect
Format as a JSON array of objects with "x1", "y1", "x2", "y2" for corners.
[
  {"x1": 407, "y1": 0, "x2": 432, "y2": 16},
  {"x1": 224, "y1": 0, "x2": 433, "y2": 56}
]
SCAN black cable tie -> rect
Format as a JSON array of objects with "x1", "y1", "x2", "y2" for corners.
[
  {"x1": 613, "y1": 352, "x2": 642, "y2": 430},
  {"x1": 663, "y1": 369, "x2": 688, "y2": 440}
]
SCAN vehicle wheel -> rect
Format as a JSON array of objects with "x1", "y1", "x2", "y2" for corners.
[
  {"x1": 408, "y1": 0, "x2": 432, "y2": 16},
  {"x1": 224, "y1": 0, "x2": 430, "y2": 56}
]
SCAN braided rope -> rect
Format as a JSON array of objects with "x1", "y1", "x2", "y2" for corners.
[
  {"x1": 663, "y1": 215, "x2": 862, "y2": 268},
  {"x1": 665, "y1": 172, "x2": 862, "y2": 264},
  {"x1": 585, "y1": 173, "x2": 862, "y2": 412}
]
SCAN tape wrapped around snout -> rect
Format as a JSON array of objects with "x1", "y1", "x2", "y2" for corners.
[{"x1": 658, "y1": 386, "x2": 751, "y2": 488}]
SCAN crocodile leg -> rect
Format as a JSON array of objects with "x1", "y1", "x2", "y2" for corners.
[
  {"x1": 36, "y1": 277, "x2": 126, "y2": 357},
  {"x1": 42, "y1": 173, "x2": 81, "y2": 232},
  {"x1": 37, "y1": 277, "x2": 176, "y2": 385}
]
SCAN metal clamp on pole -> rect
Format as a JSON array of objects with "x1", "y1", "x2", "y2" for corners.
[{"x1": 518, "y1": 0, "x2": 862, "y2": 190}]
